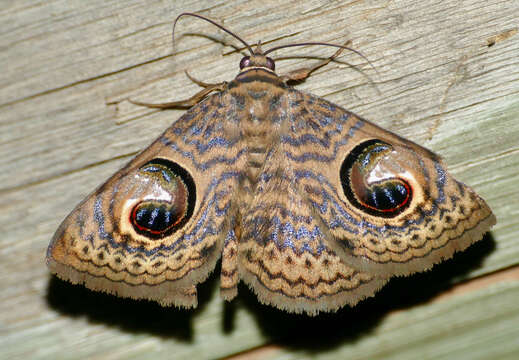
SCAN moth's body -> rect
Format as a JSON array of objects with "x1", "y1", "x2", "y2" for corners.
[
  {"x1": 230, "y1": 69, "x2": 287, "y2": 184},
  {"x1": 47, "y1": 20, "x2": 495, "y2": 315}
]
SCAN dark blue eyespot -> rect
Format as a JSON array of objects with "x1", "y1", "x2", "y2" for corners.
[
  {"x1": 340, "y1": 140, "x2": 412, "y2": 217},
  {"x1": 130, "y1": 159, "x2": 195, "y2": 238}
]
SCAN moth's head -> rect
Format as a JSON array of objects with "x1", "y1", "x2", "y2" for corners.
[{"x1": 239, "y1": 42, "x2": 276, "y2": 72}]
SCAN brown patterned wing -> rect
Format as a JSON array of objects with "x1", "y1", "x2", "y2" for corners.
[
  {"x1": 238, "y1": 88, "x2": 495, "y2": 315},
  {"x1": 280, "y1": 90, "x2": 496, "y2": 279},
  {"x1": 47, "y1": 93, "x2": 245, "y2": 307},
  {"x1": 238, "y1": 89, "x2": 388, "y2": 315}
]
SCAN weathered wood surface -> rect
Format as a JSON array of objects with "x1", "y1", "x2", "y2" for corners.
[{"x1": 1, "y1": 0, "x2": 518, "y2": 359}]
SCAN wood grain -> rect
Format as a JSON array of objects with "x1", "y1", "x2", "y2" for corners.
[{"x1": 2, "y1": 0, "x2": 518, "y2": 359}]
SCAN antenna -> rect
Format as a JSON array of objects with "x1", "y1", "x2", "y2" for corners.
[
  {"x1": 172, "y1": 12, "x2": 254, "y2": 55},
  {"x1": 264, "y1": 42, "x2": 377, "y2": 74}
]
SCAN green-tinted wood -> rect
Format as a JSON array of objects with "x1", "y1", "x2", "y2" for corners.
[
  {"x1": 1, "y1": 0, "x2": 518, "y2": 359},
  {"x1": 247, "y1": 281, "x2": 519, "y2": 360}
]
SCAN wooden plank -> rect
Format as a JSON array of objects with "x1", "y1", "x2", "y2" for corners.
[
  {"x1": 230, "y1": 279, "x2": 519, "y2": 360},
  {"x1": 1, "y1": 0, "x2": 518, "y2": 359}
]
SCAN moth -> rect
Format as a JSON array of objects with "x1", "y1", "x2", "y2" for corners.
[{"x1": 47, "y1": 13, "x2": 496, "y2": 315}]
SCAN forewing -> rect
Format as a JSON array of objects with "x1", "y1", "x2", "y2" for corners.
[
  {"x1": 238, "y1": 88, "x2": 495, "y2": 315},
  {"x1": 47, "y1": 93, "x2": 245, "y2": 307},
  {"x1": 280, "y1": 90, "x2": 495, "y2": 278}
]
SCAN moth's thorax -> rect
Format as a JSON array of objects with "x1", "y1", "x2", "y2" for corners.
[{"x1": 230, "y1": 69, "x2": 287, "y2": 183}]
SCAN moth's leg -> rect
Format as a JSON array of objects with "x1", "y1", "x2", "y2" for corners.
[
  {"x1": 220, "y1": 213, "x2": 242, "y2": 301},
  {"x1": 129, "y1": 76, "x2": 227, "y2": 109},
  {"x1": 184, "y1": 70, "x2": 221, "y2": 88},
  {"x1": 279, "y1": 40, "x2": 351, "y2": 83}
]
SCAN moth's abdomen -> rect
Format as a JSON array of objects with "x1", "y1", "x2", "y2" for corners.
[
  {"x1": 231, "y1": 73, "x2": 287, "y2": 184},
  {"x1": 245, "y1": 145, "x2": 268, "y2": 181}
]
